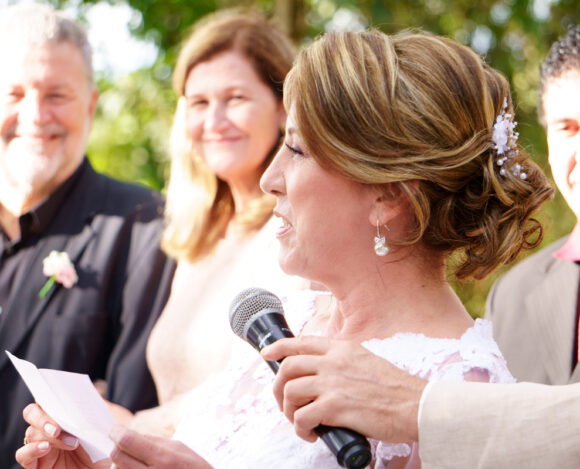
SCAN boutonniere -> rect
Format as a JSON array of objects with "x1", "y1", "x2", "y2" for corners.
[{"x1": 38, "y1": 251, "x2": 78, "y2": 299}]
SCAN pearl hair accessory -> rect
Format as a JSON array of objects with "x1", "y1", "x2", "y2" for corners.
[
  {"x1": 374, "y1": 220, "x2": 389, "y2": 256},
  {"x1": 492, "y1": 98, "x2": 527, "y2": 180}
]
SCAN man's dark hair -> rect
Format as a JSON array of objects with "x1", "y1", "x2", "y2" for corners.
[{"x1": 538, "y1": 25, "x2": 580, "y2": 126}]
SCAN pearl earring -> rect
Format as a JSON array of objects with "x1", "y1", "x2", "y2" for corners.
[{"x1": 374, "y1": 220, "x2": 389, "y2": 256}]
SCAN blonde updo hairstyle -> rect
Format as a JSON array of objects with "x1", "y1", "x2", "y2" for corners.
[
  {"x1": 163, "y1": 8, "x2": 296, "y2": 262},
  {"x1": 285, "y1": 30, "x2": 554, "y2": 280}
]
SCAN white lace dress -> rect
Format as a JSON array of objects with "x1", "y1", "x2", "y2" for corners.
[{"x1": 173, "y1": 290, "x2": 515, "y2": 468}]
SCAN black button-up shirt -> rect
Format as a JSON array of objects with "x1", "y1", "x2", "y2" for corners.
[{"x1": 0, "y1": 162, "x2": 83, "y2": 328}]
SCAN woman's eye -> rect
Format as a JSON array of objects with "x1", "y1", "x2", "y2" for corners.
[
  {"x1": 284, "y1": 142, "x2": 305, "y2": 158},
  {"x1": 186, "y1": 98, "x2": 207, "y2": 109},
  {"x1": 284, "y1": 142, "x2": 304, "y2": 157}
]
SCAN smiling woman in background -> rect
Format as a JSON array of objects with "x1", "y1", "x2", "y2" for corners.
[{"x1": 104, "y1": 8, "x2": 308, "y2": 436}]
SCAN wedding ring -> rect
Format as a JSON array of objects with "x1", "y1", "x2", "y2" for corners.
[{"x1": 23, "y1": 435, "x2": 28, "y2": 446}]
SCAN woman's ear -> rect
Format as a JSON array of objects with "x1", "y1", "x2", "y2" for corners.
[{"x1": 367, "y1": 183, "x2": 408, "y2": 227}]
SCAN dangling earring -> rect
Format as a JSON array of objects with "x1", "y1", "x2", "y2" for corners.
[{"x1": 374, "y1": 220, "x2": 389, "y2": 256}]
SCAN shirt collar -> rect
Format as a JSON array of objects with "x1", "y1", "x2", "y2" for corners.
[
  {"x1": 1, "y1": 158, "x2": 87, "y2": 244},
  {"x1": 553, "y1": 221, "x2": 580, "y2": 261}
]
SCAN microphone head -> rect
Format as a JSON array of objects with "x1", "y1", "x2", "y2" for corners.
[{"x1": 229, "y1": 287, "x2": 284, "y2": 339}]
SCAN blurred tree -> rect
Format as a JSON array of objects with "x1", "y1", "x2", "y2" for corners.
[
  {"x1": 43, "y1": 0, "x2": 579, "y2": 316},
  {"x1": 89, "y1": 67, "x2": 176, "y2": 190}
]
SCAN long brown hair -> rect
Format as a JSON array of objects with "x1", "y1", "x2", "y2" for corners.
[{"x1": 162, "y1": 8, "x2": 296, "y2": 262}]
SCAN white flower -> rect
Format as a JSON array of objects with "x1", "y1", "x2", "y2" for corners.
[
  {"x1": 491, "y1": 98, "x2": 526, "y2": 180},
  {"x1": 39, "y1": 251, "x2": 78, "y2": 298},
  {"x1": 492, "y1": 113, "x2": 514, "y2": 155}
]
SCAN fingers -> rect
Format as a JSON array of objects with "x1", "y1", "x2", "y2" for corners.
[
  {"x1": 267, "y1": 336, "x2": 426, "y2": 444},
  {"x1": 271, "y1": 354, "x2": 320, "y2": 410},
  {"x1": 264, "y1": 337, "x2": 349, "y2": 443},
  {"x1": 15, "y1": 425, "x2": 79, "y2": 468},
  {"x1": 280, "y1": 375, "x2": 321, "y2": 442},
  {"x1": 293, "y1": 400, "x2": 327, "y2": 442},
  {"x1": 279, "y1": 374, "x2": 318, "y2": 422},
  {"x1": 25, "y1": 426, "x2": 51, "y2": 444},
  {"x1": 261, "y1": 336, "x2": 332, "y2": 362},
  {"x1": 14, "y1": 438, "x2": 50, "y2": 469},
  {"x1": 22, "y1": 404, "x2": 79, "y2": 449},
  {"x1": 266, "y1": 338, "x2": 396, "y2": 443},
  {"x1": 269, "y1": 337, "x2": 361, "y2": 412},
  {"x1": 22, "y1": 403, "x2": 60, "y2": 436}
]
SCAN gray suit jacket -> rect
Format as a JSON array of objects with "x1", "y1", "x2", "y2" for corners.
[
  {"x1": 485, "y1": 236, "x2": 580, "y2": 384},
  {"x1": 420, "y1": 380, "x2": 580, "y2": 468}
]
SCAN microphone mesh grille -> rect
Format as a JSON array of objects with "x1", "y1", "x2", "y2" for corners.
[{"x1": 229, "y1": 287, "x2": 283, "y2": 338}]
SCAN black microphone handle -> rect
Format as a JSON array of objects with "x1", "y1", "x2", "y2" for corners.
[{"x1": 246, "y1": 313, "x2": 372, "y2": 469}]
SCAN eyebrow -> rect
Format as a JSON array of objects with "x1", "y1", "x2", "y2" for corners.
[
  {"x1": 46, "y1": 84, "x2": 73, "y2": 91},
  {"x1": 185, "y1": 84, "x2": 250, "y2": 97}
]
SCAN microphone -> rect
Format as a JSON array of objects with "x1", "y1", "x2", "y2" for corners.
[{"x1": 229, "y1": 287, "x2": 372, "y2": 469}]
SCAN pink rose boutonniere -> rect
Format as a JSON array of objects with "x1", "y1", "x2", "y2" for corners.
[{"x1": 38, "y1": 251, "x2": 78, "y2": 299}]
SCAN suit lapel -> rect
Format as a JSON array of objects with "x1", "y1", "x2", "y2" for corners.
[{"x1": 525, "y1": 259, "x2": 580, "y2": 384}]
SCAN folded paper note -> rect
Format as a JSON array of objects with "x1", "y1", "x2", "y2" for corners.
[{"x1": 6, "y1": 351, "x2": 115, "y2": 462}]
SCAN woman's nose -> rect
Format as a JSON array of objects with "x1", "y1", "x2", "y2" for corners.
[
  {"x1": 260, "y1": 147, "x2": 285, "y2": 195},
  {"x1": 203, "y1": 101, "x2": 229, "y2": 133}
]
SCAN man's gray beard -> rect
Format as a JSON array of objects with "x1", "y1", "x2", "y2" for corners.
[{"x1": 0, "y1": 150, "x2": 54, "y2": 199}]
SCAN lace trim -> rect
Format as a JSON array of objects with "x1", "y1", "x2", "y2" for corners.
[{"x1": 363, "y1": 319, "x2": 514, "y2": 463}]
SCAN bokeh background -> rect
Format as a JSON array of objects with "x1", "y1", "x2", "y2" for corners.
[{"x1": 6, "y1": 0, "x2": 579, "y2": 317}]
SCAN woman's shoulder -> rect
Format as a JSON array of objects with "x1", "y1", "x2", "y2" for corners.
[
  {"x1": 362, "y1": 318, "x2": 496, "y2": 353},
  {"x1": 362, "y1": 318, "x2": 515, "y2": 384}
]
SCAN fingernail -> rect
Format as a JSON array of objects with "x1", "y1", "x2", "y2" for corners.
[
  {"x1": 44, "y1": 423, "x2": 58, "y2": 437},
  {"x1": 110, "y1": 464, "x2": 118, "y2": 469},
  {"x1": 38, "y1": 441, "x2": 49, "y2": 450},
  {"x1": 63, "y1": 436, "x2": 79, "y2": 448}
]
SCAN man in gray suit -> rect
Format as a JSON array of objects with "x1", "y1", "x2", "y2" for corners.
[
  {"x1": 486, "y1": 25, "x2": 580, "y2": 384},
  {"x1": 0, "y1": 4, "x2": 175, "y2": 468}
]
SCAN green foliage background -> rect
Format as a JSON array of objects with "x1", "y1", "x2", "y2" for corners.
[{"x1": 39, "y1": 0, "x2": 580, "y2": 317}]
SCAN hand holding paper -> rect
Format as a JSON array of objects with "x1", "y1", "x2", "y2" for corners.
[{"x1": 6, "y1": 351, "x2": 115, "y2": 462}]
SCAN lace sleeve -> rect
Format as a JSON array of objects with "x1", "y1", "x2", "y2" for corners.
[
  {"x1": 364, "y1": 319, "x2": 515, "y2": 468},
  {"x1": 429, "y1": 319, "x2": 516, "y2": 384}
]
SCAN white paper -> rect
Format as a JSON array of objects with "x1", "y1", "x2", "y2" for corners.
[{"x1": 6, "y1": 351, "x2": 115, "y2": 462}]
